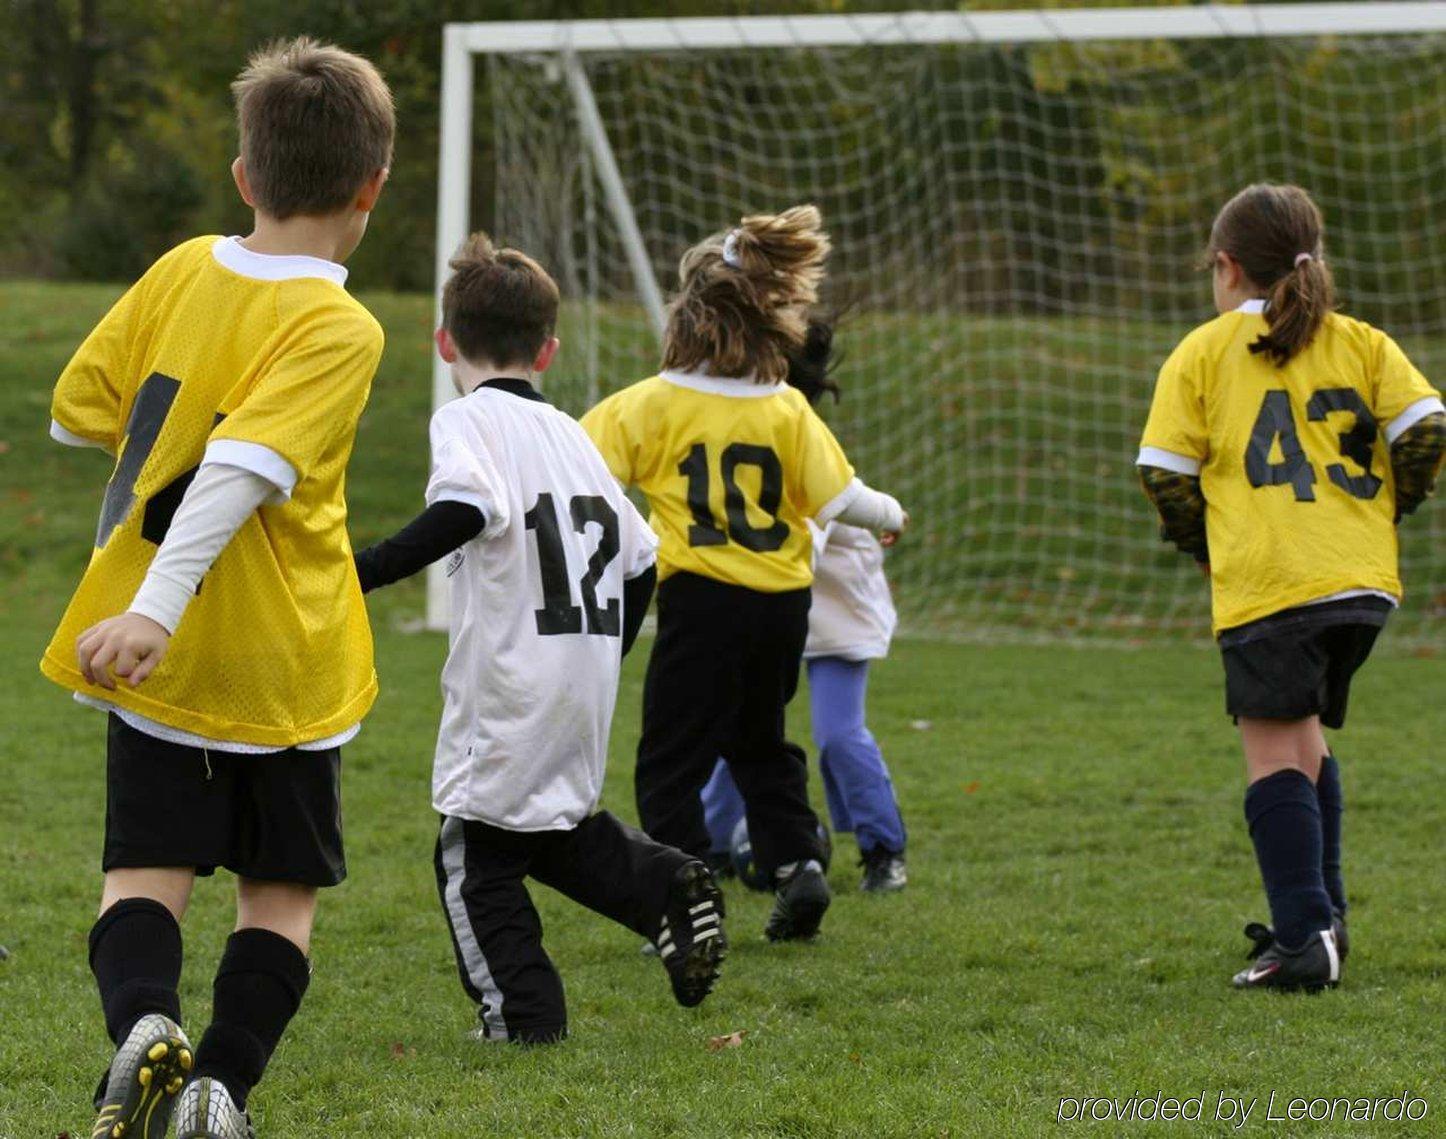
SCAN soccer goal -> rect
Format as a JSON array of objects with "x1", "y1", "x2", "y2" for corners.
[{"x1": 431, "y1": 4, "x2": 1446, "y2": 646}]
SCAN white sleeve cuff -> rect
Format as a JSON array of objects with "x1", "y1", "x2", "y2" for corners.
[
  {"x1": 816, "y1": 478, "x2": 863, "y2": 525},
  {"x1": 50, "y1": 419, "x2": 109, "y2": 451},
  {"x1": 1385, "y1": 397, "x2": 1446, "y2": 444},
  {"x1": 203, "y1": 439, "x2": 298, "y2": 503},
  {"x1": 1136, "y1": 447, "x2": 1203, "y2": 476}
]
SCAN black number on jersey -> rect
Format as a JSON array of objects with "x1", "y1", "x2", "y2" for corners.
[
  {"x1": 96, "y1": 371, "x2": 222, "y2": 549},
  {"x1": 525, "y1": 492, "x2": 621, "y2": 637},
  {"x1": 1244, "y1": 388, "x2": 1380, "y2": 503},
  {"x1": 678, "y1": 442, "x2": 790, "y2": 552}
]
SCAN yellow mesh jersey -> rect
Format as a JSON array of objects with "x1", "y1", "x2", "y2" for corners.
[
  {"x1": 1141, "y1": 308, "x2": 1441, "y2": 634},
  {"x1": 41, "y1": 236, "x2": 384, "y2": 746},
  {"x1": 581, "y1": 374, "x2": 855, "y2": 592}
]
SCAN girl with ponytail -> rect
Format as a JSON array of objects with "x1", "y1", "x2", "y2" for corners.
[
  {"x1": 583, "y1": 206, "x2": 908, "y2": 944},
  {"x1": 1136, "y1": 183, "x2": 1445, "y2": 992}
]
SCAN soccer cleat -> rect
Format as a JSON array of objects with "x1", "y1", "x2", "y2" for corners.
[
  {"x1": 764, "y1": 860, "x2": 831, "y2": 942},
  {"x1": 89, "y1": 1014, "x2": 192, "y2": 1139},
  {"x1": 655, "y1": 861, "x2": 726, "y2": 1007},
  {"x1": 1233, "y1": 925, "x2": 1342, "y2": 992},
  {"x1": 1244, "y1": 909, "x2": 1349, "y2": 962},
  {"x1": 859, "y1": 848, "x2": 907, "y2": 893},
  {"x1": 172, "y1": 1077, "x2": 255, "y2": 1139}
]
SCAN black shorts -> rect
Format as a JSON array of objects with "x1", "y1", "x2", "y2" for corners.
[
  {"x1": 104, "y1": 714, "x2": 346, "y2": 887},
  {"x1": 1219, "y1": 598, "x2": 1391, "y2": 730}
]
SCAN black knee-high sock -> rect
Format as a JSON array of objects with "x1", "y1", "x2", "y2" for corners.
[
  {"x1": 1316, "y1": 754, "x2": 1346, "y2": 915},
  {"x1": 1244, "y1": 769, "x2": 1334, "y2": 950},
  {"x1": 89, "y1": 897, "x2": 184, "y2": 1046},
  {"x1": 194, "y1": 929, "x2": 310, "y2": 1110}
]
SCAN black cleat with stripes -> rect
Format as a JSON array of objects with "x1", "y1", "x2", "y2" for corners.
[{"x1": 656, "y1": 860, "x2": 726, "y2": 1007}]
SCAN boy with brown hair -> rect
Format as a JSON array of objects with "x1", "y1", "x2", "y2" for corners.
[
  {"x1": 40, "y1": 37, "x2": 393, "y2": 1139},
  {"x1": 353, "y1": 233, "x2": 726, "y2": 1045}
]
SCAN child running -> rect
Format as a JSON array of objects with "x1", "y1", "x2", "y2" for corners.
[
  {"x1": 41, "y1": 38, "x2": 393, "y2": 1138},
  {"x1": 582, "y1": 206, "x2": 908, "y2": 942},
  {"x1": 1137, "y1": 183, "x2": 1445, "y2": 991},
  {"x1": 702, "y1": 319, "x2": 909, "y2": 893},
  {"x1": 353, "y1": 233, "x2": 725, "y2": 1043}
]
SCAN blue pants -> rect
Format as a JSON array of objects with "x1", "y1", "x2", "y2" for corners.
[{"x1": 703, "y1": 657, "x2": 907, "y2": 856}]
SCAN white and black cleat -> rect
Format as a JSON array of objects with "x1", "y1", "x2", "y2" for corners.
[
  {"x1": 173, "y1": 1076, "x2": 255, "y2": 1139},
  {"x1": 90, "y1": 1013, "x2": 192, "y2": 1139},
  {"x1": 1233, "y1": 925, "x2": 1342, "y2": 992},
  {"x1": 656, "y1": 860, "x2": 726, "y2": 1007},
  {"x1": 859, "y1": 848, "x2": 907, "y2": 893}
]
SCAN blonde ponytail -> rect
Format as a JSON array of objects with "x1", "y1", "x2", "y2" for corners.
[{"x1": 662, "y1": 204, "x2": 831, "y2": 383}]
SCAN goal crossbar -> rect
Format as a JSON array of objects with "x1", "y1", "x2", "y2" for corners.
[{"x1": 448, "y1": 3, "x2": 1446, "y2": 55}]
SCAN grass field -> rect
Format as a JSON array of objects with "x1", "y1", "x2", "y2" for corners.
[{"x1": 1, "y1": 280, "x2": 1444, "y2": 1137}]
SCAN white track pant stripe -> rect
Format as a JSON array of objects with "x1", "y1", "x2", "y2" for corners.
[{"x1": 439, "y1": 816, "x2": 509, "y2": 1041}]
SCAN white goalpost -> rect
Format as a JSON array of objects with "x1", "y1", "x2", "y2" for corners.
[{"x1": 430, "y1": 4, "x2": 1446, "y2": 645}]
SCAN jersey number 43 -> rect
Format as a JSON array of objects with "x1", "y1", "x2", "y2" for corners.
[{"x1": 1245, "y1": 388, "x2": 1382, "y2": 503}]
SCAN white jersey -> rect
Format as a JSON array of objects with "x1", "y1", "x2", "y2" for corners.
[
  {"x1": 803, "y1": 522, "x2": 897, "y2": 662},
  {"x1": 428, "y1": 381, "x2": 658, "y2": 831}
]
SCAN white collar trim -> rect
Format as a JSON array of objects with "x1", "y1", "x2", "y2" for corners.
[
  {"x1": 1236, "y1": 298, "x2": 1266, "y2": 314},
  {"x1": 659, "y1": 370, "x2": 782, "y2": 398},
  {"x1": 211, "y1": 236, "x2": 348, "y2": 286}
]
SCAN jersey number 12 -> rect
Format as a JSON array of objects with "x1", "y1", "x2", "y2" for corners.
[{"x1": 525, "y1": 492, "x2": 620, "y2": 637}]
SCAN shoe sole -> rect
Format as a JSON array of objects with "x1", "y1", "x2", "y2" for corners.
[
  {"x1": 92, "y1": 1020, "x2": 193, "y2": 1139},
  {"x1": 667, "y1": 862, "x2": 726, "y2": 1008},
  {"x1": 765, "y1": 873, "x2": 831, "y2": 942}
]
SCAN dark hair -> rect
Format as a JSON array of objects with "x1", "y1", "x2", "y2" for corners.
[
  {"x1": 1208, "y1": 183, "x2": 1335, "y2": 366},
  {"x1": 442, "y1": 232, "x2": 560, "y2": 369},
  {"x1": 662, "y1": 204, "x2": 830, "y2": 384},
  {"x1": 785, "y1": 317, "x2": 841, "y2": 406},
  {"x1": 232, "y1": 37, "x2": 395, "y2": 220}
]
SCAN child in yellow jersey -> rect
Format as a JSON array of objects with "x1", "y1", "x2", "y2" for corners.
[
  {"x1": 583, "y1": 206, "x2": 908, "y2": 942},
  {"x1": 1138, "y1": 184, "x2": 1445, "y2": 993},
  {"x1": 41, "y1": 39, "x2": 393, "y2": 1139}
]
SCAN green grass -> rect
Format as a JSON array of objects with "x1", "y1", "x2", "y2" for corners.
[{"x1": 2, "y1": 280, "x2": 1445, "y2": 1136}]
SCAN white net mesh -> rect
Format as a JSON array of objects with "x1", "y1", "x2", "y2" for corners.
[{"x1": 485, "y1": 28, "x2": 1446, "y2": 647}]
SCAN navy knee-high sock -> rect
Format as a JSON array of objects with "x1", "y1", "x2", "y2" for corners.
[
  {"x1": 1316, "y1": 754, "x2": 1346, "y2": 916},
  {"x1": 1244, "y1": 769, "x2": 1333, "y2": 950}
]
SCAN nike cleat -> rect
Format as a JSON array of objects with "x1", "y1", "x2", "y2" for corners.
[
  {"x1": 173, "y1": 1076, "x2": 255, "y2": 1139},
  {"x1": 764, "y1": 860, "x2": 831, "y2": 942},
  {"x1": 1244, "y1": 909, "x2": 1349, "y2": 962},
  {"x1": 1233, "y1": 925, "x2": 1342, "y2": 992},
  {"x1": 656, "y1": 860, "x2": 726, "y2": 1007},
  {"x1": 90, "y1": 1014, "x2": 192, "y2": 1139}
]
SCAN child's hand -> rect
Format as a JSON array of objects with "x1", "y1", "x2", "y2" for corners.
[
  {"x1": 76, "y1": 613, "x2": 172, "y2": 690},
  {"x1": 880, "y1": 511, "x2": 910, "y2": 548}
]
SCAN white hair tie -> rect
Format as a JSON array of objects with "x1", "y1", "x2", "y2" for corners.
[
  {"x1": 1294, "y1": 252, "x2": 1314, "y2": 268},
  {"x1": 721, "y1": 230, "x2": 742, "y2": 268}
]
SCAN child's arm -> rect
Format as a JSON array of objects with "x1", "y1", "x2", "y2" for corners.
[
  {"x1": 1138, "y1": 465, "x2": 1210, "y2": 563},
  {"x1": 51, "y1": 282, "x2": 144, "y2": 453},
  {"x1": 76, "y1": 462, "x2": 282, "y2": 689},
  {"x1": 621, "y1": 565, "x2": 657, "y2": 657},
  {"x1": 1391, "y1": 411, "x2": 1446, "y2": 520},
  {"x1": 831, "y1": 481, "x2": 907, "y2": 544},
  {"x1": 354, "y1": 502, "x2": 487, "y2": 593}
]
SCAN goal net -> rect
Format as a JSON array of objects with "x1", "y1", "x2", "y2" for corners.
[{"x1": 437, "y1": 6, "x2": 1446, "y2": 647}]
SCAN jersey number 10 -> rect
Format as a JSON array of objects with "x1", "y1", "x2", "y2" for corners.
[
  {"x1": 1245, "y1": 388, "x2": 1382, "y2": 503},
  {"x1": 679, "y1": 442, "x2": 789, "y2": 552}
]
